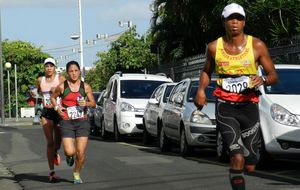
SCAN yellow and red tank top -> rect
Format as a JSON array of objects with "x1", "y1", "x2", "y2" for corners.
[
  {"x1": 61, "y1": 80, "x2": 87, "y2": 120},
  {"x1": 40, "y1": 74, "x2": 60, "y2": 108},
  {"x1": 213, "y1": 35, "x2": 259, "y2": 102}
]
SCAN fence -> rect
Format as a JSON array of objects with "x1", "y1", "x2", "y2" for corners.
[{"x1": 152, "y1": 43, "x2": 300, "y2": 82}]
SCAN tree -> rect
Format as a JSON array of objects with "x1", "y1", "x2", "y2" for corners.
[
  {"x1": 150, "y1": 0, "x2": 300, "y2": 63},
  {"x1": 2, "y1": 40, "x2": 50, "y2": 116},
  {"x1": 85, "y1": 26, "x2": 156, "y2": 91}
]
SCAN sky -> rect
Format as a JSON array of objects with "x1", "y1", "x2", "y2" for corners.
[{"x1": 1, "y1": 0, "x2": 154, "y2": 68}]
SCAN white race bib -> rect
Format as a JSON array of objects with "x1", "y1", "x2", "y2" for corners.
[
  {"x1": 222, "y1": 76, "x2": 251, "y2": 93},
  {"x1": 67, "y1": 106, "x2": 84, "y2": 120}
]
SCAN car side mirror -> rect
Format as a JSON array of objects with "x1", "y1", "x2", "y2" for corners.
[{"x1": 148, "y1": 98, "x2": 159, "y2": 105}]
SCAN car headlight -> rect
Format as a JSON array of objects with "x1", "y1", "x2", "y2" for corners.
[
  {"x1": 121, "y1": 102, "x2": 135, "y2": 112},
  {"x1": 270, "y1": 103, "x2": 300, "y2": 127},
  {"x1": 190, "y1": 110, "x2": 212, "y2": 125}
]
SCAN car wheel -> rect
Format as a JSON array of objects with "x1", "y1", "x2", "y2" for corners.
[
  {"x1": 142, "y1": 120, "x2": 153, "y2": 145},
  {"x1": 180, "y1": 128, "x2": 192, "y2": 156},
  {"x1": 159, "y1": 126, "x2": 171, "y2": 152},
  {"x1": 101, "y1": 118, "x2": 108, "y2": 140},
  {"x1": 216, "y1": 129, "x2": 229, "y2": 163},
  {"x1": 114, "y1": 119, "x2": 122, "y2": 142}
]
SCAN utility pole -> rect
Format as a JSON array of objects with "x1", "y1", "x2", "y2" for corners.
[{"x1": 0, "y1": 9, "x2": 5, "y2": 125}]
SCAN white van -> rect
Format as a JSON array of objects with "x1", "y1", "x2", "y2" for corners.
[{"x1": 101, "y1": 72, "x2": 173, "y2": 141}]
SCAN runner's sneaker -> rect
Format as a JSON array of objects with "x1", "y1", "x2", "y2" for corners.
[
  {"x1": 49, "y1": 171, "x2": 59, "y2": 183},
  {"x1": 66, "y1": 156, "x2": 74, "y2": 167},
  {"x1": 73, "y1": 172, "x2": 83, "y2": 184},
  {"x1": 54, "y1": 153, "x2": 61, "y2": 166}
]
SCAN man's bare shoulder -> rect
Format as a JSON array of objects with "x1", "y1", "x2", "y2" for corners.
[
  {"x1": 207, "y1": 39, "x2": 218, "y2": 57},
  {"x1": 207, "y1": 39, "x2": 218, "y2": 49}
]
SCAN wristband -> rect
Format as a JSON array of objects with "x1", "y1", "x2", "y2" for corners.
[{"x1": 54, "y1": 105, "x2": 59, "y2": 111}]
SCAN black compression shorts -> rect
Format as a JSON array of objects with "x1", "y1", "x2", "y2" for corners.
[
  {"x1": 215, "y1": 99, "x2": 261, "y2": 165},
  {"x1": 41, "y1": 108, "x2": 61, "y2": 124}
]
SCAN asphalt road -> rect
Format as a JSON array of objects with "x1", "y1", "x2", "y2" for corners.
[{"x1": 0, "y1": 124, "x2": 300, "y2": 190}]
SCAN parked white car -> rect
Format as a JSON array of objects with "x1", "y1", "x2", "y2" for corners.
[
  {"x1": 217, "y1": 64, "x2": 300, "y2": 164},
  {"x1": 143, "y1": 82, "x2": 177, "y2": 145},
  {"x1": 102, "y1": 72, "x2": 173, "y2": 141},
  {"x1": 160, "y1": 77, "x2": 217, "y2": 156},
  {"x1": 258, "y1": 64, "x2": 300, "y2": 164}
]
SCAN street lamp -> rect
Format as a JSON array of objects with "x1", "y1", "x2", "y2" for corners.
[
  {"x1": 4, "y1": 62, "x2": 11, "y2": 118},
  {"x1": 70, "y1": 0, "x2": 84, "y2": 81},
  {"x1": 78, "y1": 0, "x2": 84, "y2": 80},
  {"x1": 0, "y1": 9, "x2": 5, "y2": 125}
]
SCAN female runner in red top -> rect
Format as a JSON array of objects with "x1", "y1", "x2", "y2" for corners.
[{"x1": 50, "y1": 61, "x2": 95, "y2": 184}]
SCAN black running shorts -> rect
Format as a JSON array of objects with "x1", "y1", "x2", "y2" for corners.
[
  {"x1": 216, "y1": 100, "x2": 261, "y2": 165},
  {"x1": 41, "y1": 108, "x2": 61, "y2": 124},
  {"x1": 59, "y1": 119, "x2": 90, "y2": 138}
]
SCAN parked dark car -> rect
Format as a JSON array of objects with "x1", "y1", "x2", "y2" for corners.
[
  {"x1": 92, "y1": 90, "x2": 107, "y2": 136},
  {"x1": 89, "y1": 91, "x2": 102, "y2": 135}
]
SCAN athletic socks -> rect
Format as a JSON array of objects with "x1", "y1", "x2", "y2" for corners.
[{"x1": 229, "y1": 169, "x2": 245, "y2": 190}]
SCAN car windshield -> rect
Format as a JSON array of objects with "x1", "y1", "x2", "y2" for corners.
[
  {"x1": 264, "y1": 68, "x2": 300, "y2": 95},
  {"x1": 188, "y1": 80, "x2": 216, "y2": 102},
  {"x1": 121, "y1": 80, "x2": 169, "y2": 99}
]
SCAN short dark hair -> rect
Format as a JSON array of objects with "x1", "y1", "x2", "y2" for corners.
[{"x1": 66, "y1": 61, "x2": 80, "y2": 71}]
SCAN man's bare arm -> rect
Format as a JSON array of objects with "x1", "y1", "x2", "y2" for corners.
[{"x1": 253, "y1": 38, "x2": 278, "y2": 86}]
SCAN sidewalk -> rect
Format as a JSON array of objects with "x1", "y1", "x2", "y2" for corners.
[{"x1": 0, "y1": 117, "x2": 39, "y2": 127}]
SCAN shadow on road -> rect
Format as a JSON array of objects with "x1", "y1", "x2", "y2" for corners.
[{"x1": 14, "y1": 173, "x2": 72, "y2": 184}]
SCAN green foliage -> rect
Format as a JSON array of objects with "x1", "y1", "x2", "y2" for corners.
[
  {"x1": 2, "y1": 40, "x2": 50, "y2": 116},
  {"x1": 84, "y1": 26, "x2": 156, "y2": 91},
  {"x1": 150, "y1": 0, "x2": 300, "y2": 63}
]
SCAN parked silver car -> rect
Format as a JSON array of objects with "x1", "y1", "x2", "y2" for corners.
[
  {"x1": 143, "y1": 82, "x2": 177, "y2": 145},
  {"x1": 160, "y1": 77, "x2": 216, "y2": 155}
]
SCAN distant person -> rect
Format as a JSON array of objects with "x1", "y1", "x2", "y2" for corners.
[
  {"x1": 37, "y1": 57, "x2": 66, "y2": 182},
  {"x1": 194, "y1": 3, "x2": 278, "y2": 190},
  {"x1": 50, "y1": 61, "x2": 96, "y2": 184}
]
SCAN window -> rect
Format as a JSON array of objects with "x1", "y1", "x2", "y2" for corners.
[
  {"x1": 169, "y1": 83, "x2": 184, "y2": 104},
  {"x1": 120, "y1": 80, "x2": 168, "y2": 99},
  {"x1": 112, "y1": 80, "x2": 118, "y2": 102},
  {"x1": 263, "y1": 68, "x2": 300, "y2": 95},
  {"x1": 163, "y1": 85, "x2": 175, "y2": 103}
]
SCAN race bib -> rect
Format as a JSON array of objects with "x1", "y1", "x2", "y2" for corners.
[
  {"x1": 67, "y1": 106, "x2": 84, "y2": 120},
  {"x1": 43, "y1": 92, "x2": 52, "y2": 106},
  {"x1": 222, "y1": 76, "x2": 251, "y2": 93}
]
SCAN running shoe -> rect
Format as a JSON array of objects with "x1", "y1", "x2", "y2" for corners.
[
  {"x1": 66, "y1": 156, "x2": 74, "y2": 167},
  {"x1": 49, "y1": 171, "x2": 59, "y2": 183},
  {"x1": 73, "y1": 172, "x2": 83, "y2": 184},
  {"x1": 54, "y1": 153, "x2": 61, "y2": 166}
]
